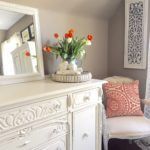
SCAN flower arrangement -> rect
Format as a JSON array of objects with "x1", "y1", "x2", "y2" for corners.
[{"x1": 43, "y1": 29, "x2": 93, "y2": 62}]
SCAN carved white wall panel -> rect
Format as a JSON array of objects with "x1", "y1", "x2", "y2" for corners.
[{"x1": 124, "y1": 0, "x2": 148, "y2": 69}]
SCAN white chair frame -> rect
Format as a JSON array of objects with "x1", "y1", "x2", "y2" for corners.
[{"x1": 102, "y1": 76, "x2": 150, "y2": 150}]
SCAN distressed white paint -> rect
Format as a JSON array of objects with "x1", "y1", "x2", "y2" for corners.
[{"x1": 0, "y1": 79, "x2": 104, "y2": 150}]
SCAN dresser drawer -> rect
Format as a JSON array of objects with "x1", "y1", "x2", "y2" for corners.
[
  {"x1": 36, "y1": 135, "x2": 67, "y2": 150},
  {"x1": 73, "y1": 107, "x2": 96, "y2": 150},
  {"x1": 72, "y1": 88, "x2": 99, "y2": 108},
  {"x1": 0, "y1": 96, "x2": 67, "y2": 134},
  {"x1": 0, "y1": 117, "x2": 68, "y2": 150}
]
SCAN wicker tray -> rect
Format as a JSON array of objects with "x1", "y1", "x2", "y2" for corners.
[{"x1": 51, "y1": 71, "x2": 92, "y2": 83}]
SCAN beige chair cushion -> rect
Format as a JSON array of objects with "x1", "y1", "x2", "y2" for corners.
[
  {"x1": 104, "y1": 76, "x2": 134, "y2": 83},
  {"x1": 107, "y1": 116, "x2": 150, "y2": 139}
]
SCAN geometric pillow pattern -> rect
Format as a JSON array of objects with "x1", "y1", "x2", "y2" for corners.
[{"x1": 103, "y1": 81, "x2": 143, "y2": 118}]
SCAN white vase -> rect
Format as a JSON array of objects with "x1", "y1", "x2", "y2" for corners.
[
  {"x1": 58, "y1": 61, "x2": 68, "y2": 71},
  {"x1": 67, "y1": 60, "x2": 77, "y2": 71}
]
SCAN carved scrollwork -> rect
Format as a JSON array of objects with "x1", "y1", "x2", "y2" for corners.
[{"x1": 0, "y1": 99, "x2": 63, "y2": 133}]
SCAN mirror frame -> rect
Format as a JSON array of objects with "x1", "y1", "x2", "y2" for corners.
[{"x1": 0, "y1": 1, "x2": 44, "y2": 85}]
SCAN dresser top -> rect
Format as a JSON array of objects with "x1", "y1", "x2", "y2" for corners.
[{"x1": 0, "y1": 79, "x2": 105, "y2": 108}]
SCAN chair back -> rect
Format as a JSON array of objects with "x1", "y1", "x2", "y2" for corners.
[{"x1": 103, "y1": 76, "x2": 134, "y2": 83}]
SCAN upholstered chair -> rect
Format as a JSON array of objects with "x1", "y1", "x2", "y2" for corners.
[{"x1": 102, "y1": 76, "x2": 150, "y2": 150}]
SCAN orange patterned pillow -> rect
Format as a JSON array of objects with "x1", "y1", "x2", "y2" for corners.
[{"x1": 103, "y1": 81, "x2": 143, "y2": 118}]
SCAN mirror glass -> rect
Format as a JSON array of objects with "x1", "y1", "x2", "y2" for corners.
[{"x1": 0, "y1": 9, "x2": 38, "y2": 75}]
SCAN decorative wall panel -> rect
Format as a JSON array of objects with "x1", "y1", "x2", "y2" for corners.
[{"x1": 124, "y1": 0, "x2": 148, "y2": 69}]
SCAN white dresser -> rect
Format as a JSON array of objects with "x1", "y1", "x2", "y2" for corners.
[{"x1": 0, "y1": 79, "x2": 104, "y2": 150}]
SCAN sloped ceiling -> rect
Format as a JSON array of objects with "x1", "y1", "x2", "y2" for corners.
[
  {"x1": 0, "y1": 10, "x2": 24, "y2": 30},
  {"x1": 0, "y1": 0, "x2": 122, "y2": 19}
]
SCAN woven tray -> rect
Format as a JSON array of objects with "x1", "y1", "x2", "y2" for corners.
[{"x1": 51, "y1": 71, "x2": 92, "y2": 83}]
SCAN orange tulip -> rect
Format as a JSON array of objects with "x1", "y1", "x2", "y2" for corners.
[
  {"x1": 68, "y1": 32, "x2": 73, "y2": 38},
  {"x1": 46, "y1": 47, "x2": 51, "y2": 52},
  {"x1": 68, "y1": 29, "x2": 75, "y2": 35},
  {"x1": 87, "y1": 34, "x2": 93, "y2": 41},
  {"x1": 43, "y1": 46, "x2": 51, "y2": 53},
  {"x1": 43, "y1": 46, "x2": 47, "y2": 52},
  {"x1": 65, "y1": 33, "x2": 69, "y2": 38}
]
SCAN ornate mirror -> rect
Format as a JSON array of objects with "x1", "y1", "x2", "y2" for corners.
[{"x1": 0, "y1": 1, "x2": 44, "y2": 85}]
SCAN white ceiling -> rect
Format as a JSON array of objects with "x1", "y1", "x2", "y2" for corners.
[
  {"x1": 0, "y1": 0, "x2": 122, "y2": 19},
  {"x1": 0, "y1": 9, "x2": 24, "y2": 30}
]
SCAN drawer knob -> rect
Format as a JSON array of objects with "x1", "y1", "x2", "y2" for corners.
[
  {"x1": 53, "y1": 129, "x2": 58, "y2": 134},
  {"x1": 84, "y1": 96, "x2": 90, "y2": 102},
  {"x1": 56, "y1": 147, "x2": 62, "y2": 150},
  {"x1": 82, "y1": 133, "x2": 89, "y2": 139},
  {"x1": 18, "y1": 130, "x2": 26, "y2": 137},
  {"x1": 18, "y1": 140, "x2": 31, "y2": 147},
  {"x1": 54, "y1": 103, "x2": 61, "y2": 110}
]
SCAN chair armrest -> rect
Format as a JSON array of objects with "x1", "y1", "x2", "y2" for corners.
[{"x1": 141, "y1": 99, "x2": 150, "y2": 106}]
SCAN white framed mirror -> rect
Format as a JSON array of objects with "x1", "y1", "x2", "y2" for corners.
[{"x1": 0, "y1": 1, "x2": 44, "y2": 85}]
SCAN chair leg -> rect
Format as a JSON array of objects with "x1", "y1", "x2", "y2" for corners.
[
  {"x1": 102, "y1": 105, "x2": 109, "y2": 150},
  {"x1": 103, "y1": 134, "x2": 109, "y2": 150},
  {"x1": 129, "y1": 139, "x2": 132, "y2": 145}
]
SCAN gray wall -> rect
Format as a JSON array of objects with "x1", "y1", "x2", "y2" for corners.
[
  {"x1": 0, "y1": 0, "x2": 108, "y2": 79},
  {"x1": 40, "y1": 10, "x2": 108, "y2": 78},
  {"x1": 6, "y1": 15, "x2": 33, "y2": 39},
  {"x1": 108, "y1": 1, "x2": 150, "y2": 98},
  {"x1": 0, "y1": 0, "x2": 149, "y2": 97}
]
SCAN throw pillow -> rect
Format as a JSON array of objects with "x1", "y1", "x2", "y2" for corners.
[{"x1": 103, "y1": 81, "x2": 143, "y2": 118}]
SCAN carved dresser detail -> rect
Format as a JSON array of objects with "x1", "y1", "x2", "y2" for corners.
[{"x1": 0, "y1": 79, "x2": 104, "y2": 150}]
